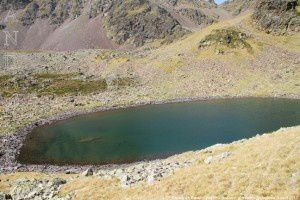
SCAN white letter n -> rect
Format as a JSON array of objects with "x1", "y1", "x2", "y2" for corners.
[{"x1": 3, "y1": 31, "x2": 18, "y2": 47}]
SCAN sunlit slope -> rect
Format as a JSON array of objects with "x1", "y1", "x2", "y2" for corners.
[{"x1": 96, "y1": 13, "x2": 299, "y2": 99}]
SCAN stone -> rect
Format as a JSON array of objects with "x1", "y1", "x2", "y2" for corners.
[
  {"x1": 147, "y1": 173, "x2": 156, "y2": 184},
  {"x1": 204, "y1": 156, "x2": 213, "y2": 164},
  {"x1": 51, "y1": 178, "x2": 67, "y2": 187},
  {"x1": 220, "y1": 152, "x2": 231, "y2": 159},
  {"x1": 0, "y1": 192, "x2": 5, "y2": 200},
  {"x1": 82, "y1": 168, "x2": 93, "y2": 176},
  {"x1": 120, "y1": 174, "x2": 131, "y2": 188}
]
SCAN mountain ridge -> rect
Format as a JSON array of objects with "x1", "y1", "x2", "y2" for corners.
[{"x1": 0, "y1": 0, "x2": 224, "y2": 51}]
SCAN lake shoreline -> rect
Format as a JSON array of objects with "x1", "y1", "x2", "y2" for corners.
[{"x1": 1, "y1": 95, "x2": 299, "y2": 174}]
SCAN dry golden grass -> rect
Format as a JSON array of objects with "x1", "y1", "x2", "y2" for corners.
[{"x1": 57, "y1": 126, "x2": 300, "y2": 200}]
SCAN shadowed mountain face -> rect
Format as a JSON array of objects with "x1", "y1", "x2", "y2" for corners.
[
  {"x1": 221, "y1": 0, "x2": 300, "y2": 35},
  {"x1": 0, "y1": 0, "x2": 224, "y2": 51},
  {"x1": 253, "y1": 0, "x2": 300, "y2": 34}
]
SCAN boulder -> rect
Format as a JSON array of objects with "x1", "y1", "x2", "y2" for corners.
[
  {"x1": 120, "y1": 174, "x2": 131, "y2": 188},
  {"x1": 147, "y1": 173, "x2": 156, "y2": 184},
  {"x1": 82, "y1": 168, "x2": 93, "y2": 176},
  {"x1": 0, "y1": 192, "x2": 5, "y2": 200}
]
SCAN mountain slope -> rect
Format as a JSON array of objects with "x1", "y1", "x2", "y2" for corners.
[
  {"x1": 0, "y1": 0, "x2": 227, "y2": 51},
  {"x1": 220, "y1": 0, "x2": 255, "y2": 15}
]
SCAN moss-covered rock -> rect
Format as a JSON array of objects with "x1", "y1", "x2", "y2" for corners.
[{"x1": 199, "y1": 29, "x2": 251, "y2": 50}]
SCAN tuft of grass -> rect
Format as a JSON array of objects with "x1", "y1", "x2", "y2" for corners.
[
  {"x1": 108, "y1": 57, "x2": 130, "y2": 65},
  {"x1": 112, "y1": 77, "x2": 136, "y2": 87},
  {"x1": 154, "y1": 56, "x2": 185, "y2": 73}
]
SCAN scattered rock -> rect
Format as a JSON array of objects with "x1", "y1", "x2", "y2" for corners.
[
  {"x1": 10, "y1": 178, "x2": 68, "y2": 200},
  {"x1": 204, "y1": 152, "x2": 231, "y2": 164}
]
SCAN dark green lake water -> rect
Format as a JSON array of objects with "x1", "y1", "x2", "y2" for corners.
[{"x1": 19, "y1": 98, "x2": 300, "y2": 165}]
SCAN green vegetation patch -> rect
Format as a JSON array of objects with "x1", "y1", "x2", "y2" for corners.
[
  {"x1": 0, "y1": 73, "x2": 107, "y2": 98},
  {"x1": 296, "y1": 6, "x2": 300, "y2": 16},
  {"x1": 199, "y1": 29, "x2": 252, "y2": 52}
]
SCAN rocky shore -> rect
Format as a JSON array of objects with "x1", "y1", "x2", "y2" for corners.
[
  {"x1": 1, "y1": 126, "x2": 299, "y2": 200},
  {"x1": 0, "y1": 95, "x2": 236, "y2": 174},
  {"x1": 1, "y1": 95, "x2": 297, "y2": 175}
]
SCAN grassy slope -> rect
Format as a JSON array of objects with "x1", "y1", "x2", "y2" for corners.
[{"x1": 1, "y1": 126, "x2": 299, "y2": 199}]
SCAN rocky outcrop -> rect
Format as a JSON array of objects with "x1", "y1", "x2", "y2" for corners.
[
  {"x1": 0, "y1": 0, "x2": 189, "y2": 48},
  {"x1": 253, "y1": 0, "x2": 300, "y2": 34},
  {"x1": 220, "y1": 0, "x2": 254, "y2": 15},
  {"x1": 19, "y1": 2, "x2": 40, "y2": 26},
  {"x1": 199, "y1": 29, "x2": 251, "y2": 50},
  {"x1": 178, "y1": 8, "x2": 217, "y2": 26},
  {"x1": 1, "y1": 0, "x2": 84, "y2": 26},
  {"x1": 166, "y1": 0, "x2": 217, "y2": 8},
  {"x1": 100, "y1": 0, "x2": 187, "y2": 46},
  {"x1": 0, "y1": 0, "x2": 31, "y2": 11}
]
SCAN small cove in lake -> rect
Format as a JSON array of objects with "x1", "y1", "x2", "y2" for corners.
[{"x1": 18, "y1": 98, "x2": 300, "y2": 165}]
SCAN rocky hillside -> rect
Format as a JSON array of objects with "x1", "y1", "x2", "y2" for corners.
[
  {"x1": 253, "y1": 0, "x2": 300, "y2": 34},
  {"x1": 153, "y1": 0, "x2": 225, "y2": 29},
  {"x1": 0, "y1": 0, "x2": 223, "y2": 51},
  {"x1": 221, "y1": 0, "x2": 300, "y2": 34},
  {"x1": 220, "y1": 0, "x2": 255, "y2": 15}
]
